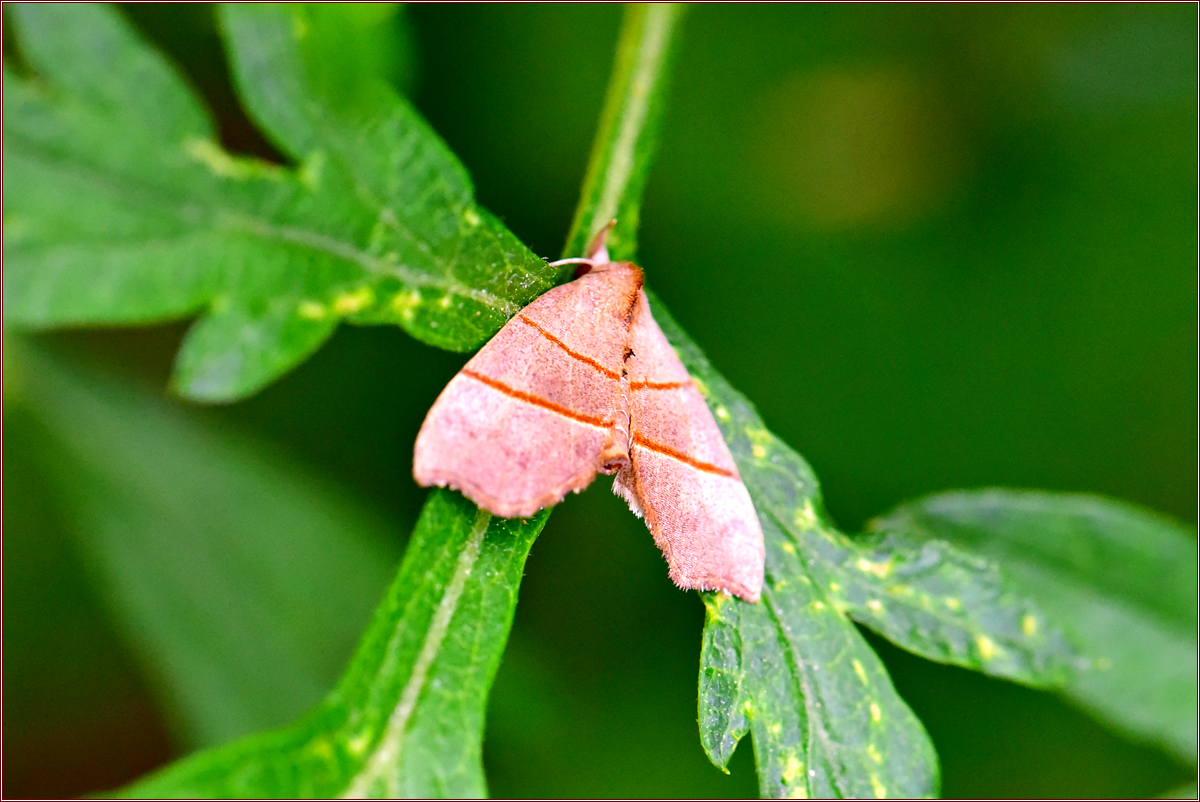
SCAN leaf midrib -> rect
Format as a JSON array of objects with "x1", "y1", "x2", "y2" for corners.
[{"x1": 7, "y1": 131, "x2": 523, "y2": 316}]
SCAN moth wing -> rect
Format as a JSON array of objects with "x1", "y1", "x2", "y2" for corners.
[
  {"x1": 613, "y1": 292, "x2": 765, "y2": 601},
  {"x1": 414, "y1": 264, "x2": 643, "y2": 518}
]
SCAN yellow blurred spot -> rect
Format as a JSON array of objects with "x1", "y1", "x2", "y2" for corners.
[
  {"x1": 715, "y1": 405, "x2": 730, "y2": 422},
  {"x1": 794, "y1": 501, "x2": 816, "y2": 531},
  {"x1": 463, "y1": 208, "x2": 481, "y2": 226},
  {"x1": 869, "y1": 703, "x2": 882, "y2": 723},
  {"x1": 186, "y1": 138, "x2": 282, "y2": 181},
  {"x1": 781, "y1": 755, "x2": 808, "y2": 798},
  {"x1": 944, "y1": 597, "x2": 962, "y2": 611},
  {"x1": 870, "y1": 773, "x2": 887, "y2": 799},
  {"x1": 750, "y1": 67, "x2": 967, "y2": 231},
  {"x1": 852, "y1": 659, "x2": 868, "y2": 685},
  {"x1": 781, "y1": 542, "x2": 796, "y2": 554},
  {"x1": 298, "y1": 301, "x2": 327, "y2": 320},
  {"x1": 392, "y1": 290, "x2": 422, "y2": 321},
  {"x1": 867, "y1": 599, "x2": 883, "y2": 613},
  {"x1": 976, "y1": 634, "x2": 996, "y2": 661},
  {"x1": 810, "y1": 600, "x2": 826, "y2": 612},
  {"x1": 334, "y1": 286, "x2": 375, "y2": 315},
  {"x1": 1022, "y1": 614, "x2": 1037, "y2": 636},
  {"x1": 769, "y1": 722, "x2": 782, "y2": 736},
  {"x1": 746, "y1": 427, "x2": 772, "y2": 460},
  {"x1": 866, "y1": 743, "x2": 882, "y2": 764},
  {"x1": 438, "y1": 295, "x2": 453, "y2": 309},
  {"x1": 346, "y1": 732, "x2": 370, "y2": 757},
  {"x1": 829, "y1": 581, "x2": 841, "y2": 594},
  {"x1": 855, "y1": 556, "x2": 893, "y2": 578},
  {"x1": 306, "y1": 736, "x2": 335, "y2": 760},
  {"x1": 693, "y1": 377, "x2": 710, "y2": 397},
  {"x1": 298, "y1": 151, "x2": 325, "y2": 191}
]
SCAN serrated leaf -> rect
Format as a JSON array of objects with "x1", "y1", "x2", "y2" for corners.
[
  {"x1": 646, "y1": 294, "x2": 1077, "y2": 798},
  {"x1": 873, "y1": 490, "x2": 1197, "y2": 765},
  {"x1": 3, "y1": 3, "x2": 556, "y2": 401},
  {"x1": 9, "y1": 337, "x2": 399, "y2": 749},
  {"x1": 119, "y1": 492, "x2": 547, "y2": 798}
]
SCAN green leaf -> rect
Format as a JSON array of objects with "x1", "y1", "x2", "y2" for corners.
[
  {"x1": 644, "y1": 296, "x2": 1077, "y2": 797},
  {"x1": 8, "y1": 336, "x2": 400, "y2": 750},
  {"x1": 1161, "y1": 781, "x2": 1199, "y2": 799},
  {"x1": 3, "y1": 3, "x2": 555, "y2": 401},
  {"x1": 652, "y1": 298, "x2": 935, "y2": 798},
  {"x1": 873, "y1": 490, "x2": 1197, "y2": 765},
  {"x1": 118, "y1": 493, "x2": 546, "y2": 798}
]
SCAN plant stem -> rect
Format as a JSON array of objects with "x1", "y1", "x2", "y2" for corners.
[{"x1": 564, "y1": 3, "x2": 686, "y2": 263}]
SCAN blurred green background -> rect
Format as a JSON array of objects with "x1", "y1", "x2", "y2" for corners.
[{"x1": 4, "y1": 4, "x2": 1195, "y2": 798}]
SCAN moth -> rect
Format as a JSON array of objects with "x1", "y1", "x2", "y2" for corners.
[{"x1": 414, "y1": 227, "x2": 764, "y2": 601}]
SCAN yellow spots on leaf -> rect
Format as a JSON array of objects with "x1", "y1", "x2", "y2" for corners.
[
  {"x1": 866, "y1": 743, "x2": 883, "y2": 764},
  {"x1": 305, "y1": 735, "x2": 335, "y2": 761},
  {"x1": 746, "y1": 426, "x2": 772, "y2": 460},
  {"x1": 185, "y1": 138, "x2": 282, "y2": 181},
  {"x1": 769, "y1": 722, "x2": 783, "y2": 736},
  {"x1": 852, "y1": 659, "x2": 869, "y2": 685},
  {"x1": 346, "y1": 731, "x2": 371, "y2": 757},
  {"x1": 703, "y1": 592, "x2": 733, "y2": 626},
  {"x1": 463, "y1": 207, "x2": 481, "y2": 227},
  {"x1": 392, "y1": 290, "x2": 422, "y2": 321},
  {"x1": 828, "y1": 581, "x2": 842, "y2": 594},
  {"x1": 869, "y1": 702, "x2": 882, "y2": 723},
  {"x1": 866, "y1": 599, "x2": 884, "y2": 614},
  {"x1": 692, "y1": 376, "x2": 711, "y2": 397},
  {"x1": 810, "y1": 600, "x2": 826, "y2": 612},
  {"x1": 298, "y1": 300, "x2": 327, "y2": 320},
  {"x1": 781, "y1": 541, "x2": 796, "y2": 555},
  {"x1": 334, "y1": 286, "x2": 375, "y2": 315},
  {"x1": 975, "y1": 634, "x2": 996, "y2": 661},
  {"x1": 870, "y1": 773, "x2": 887, "y2": 799},
  {"x1": 855, "y1": 556, "x2": 894, "y2": 579},
  {"x1": 793, "y1": 501, "x2": 817, "y2": 532},
  {"x1": 1022, "y1": 614, "x2": 1038, "y2": 637},
  {"x1": 715, "y1": 404, "x2": 731, "y2": 422},
  {"x1": 438, "y1": 295, "x2": 454, "y2": 309},
  {"x1": 298, "y1": 151, "x2": 325, "y2": 191},
  {"x1": 780, "y1": 754, "x2": 808, "y2": 798},
  {"x1": 944, "y1": 596, "x2": 962, "y2": 611}
]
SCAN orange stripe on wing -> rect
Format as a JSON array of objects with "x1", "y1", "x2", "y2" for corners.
[
  {"x1": 631, "y1": 433, "x2": 736, "y2": 478},
  {"x1": 516, "y1": 315, "x2": 622, "y2": 380},
  {"x1": 630, "y1": 379, "x2": 691, "y2": 391},
  {"x1": 461, "y1": 369, "x2": 613, "y2": 428}
]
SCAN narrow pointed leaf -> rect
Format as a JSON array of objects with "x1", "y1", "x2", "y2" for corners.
[
  {"x1": 120, "y1": 492, "x2": 547, "y2": 798},
  {"x1": 874, "y1": 490, "x2": 1197, "y2": 765},
  {"x1": 4, "y1": 3, "x2": 555, "y2": 401},
  {"x1": 10, "y1": 338, "x2": 398, "y2": 749},
  {"x1": 649, "y1": 293, "x2": 1076, "y2": 797}
]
